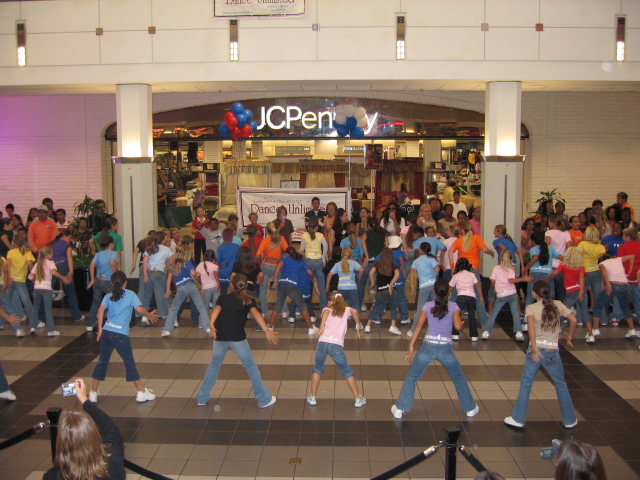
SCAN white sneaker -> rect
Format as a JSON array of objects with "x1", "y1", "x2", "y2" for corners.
[
  {"x1": 29, "y1": 328, "x2": 36, "y2": 335},
  {"x1": 400, "y1": 319, "x2": 410, "y2": 325},
  {"x1": 288, "y1": 317, "x2": 295, "y2": 323},
  {"x1": 268, "y1": 326, "x2": 274, "y2": 331},
  {"x1": 625, "y1": 329, "x2": 637, "y2": 338},
  {"x1": 37, "y1": 321, "x2": 45, "y2": 328},
  {"x1": 585, "y1": 335, "x2": 595, "y2": 344},
  {"x1": 141, "y1": 317, "x2": 149, "y2": 327},
  {"x1": 161, "y1": 330, "x2": 171, "y2": 337},
  {"x1": 522, "y1": 323, "x2": 528, "y2": 332},
  {"x1": 282, "y1": 311, "x2": 288, "y2": 319},
  {"x1": 85, "y1": 326, "x2": 94, "y2": 332},
  {"x1": 89, "y1": 390, "x2": 99, "y2": 403},
  {"x1": 564, "y1": 419, "x2": 578, "y2": 428},
  {"x1": 20, "y1": 315, "x2": 27, "y2": 322},
  {"x1": 205, "y1": 328, "x2": 211, "y2": 334},
  {"x1": 391, "y1": 404, "x2": 404, "y2": 419},
  {"x1": 308, "y1": 326, "x2": 318, "y2": 335},
  {"x1": 406, "y1": 330, "x2": 413, "y2": 338},
  {"x1": 504, "y1": 416, "x2": 524, "y2": 428},
  {"x1": 307, "y1": 395, "x2": 317, "y2": 406},
  {"x1": 360, "y1": 305, "x2": 367, "y2": 312},
  {"x1": 389, "y1": 326, "x2": 401, "y2": 335},
  {"x1": 174, "y1": 321, "x2": 179, "y2": 328},
  {"x1": 451, "y1": 335, "x2": 460, "y2": 340},
  {"x1": 466, "y1": 405, "x2": 480, "y2": 417},
  {"x1": 47, "y1": 330, "x2": 60, "y2": 337},
  {"x1": 74, "y1": 315, "x2": 86, "y2": 323},
  {"x1": 592, "y1": 328, "x2": 601, "y2": 336},
  {"x1": 310, "y1": 316, "x2": 317, "y2": 323},
  {"x1": 471, "y1": 336, "x2": 478, "y2": 342},
  {"x1": 354, "y1": 396, "x2": 367, "y2": 408},
  {"x1": 364, "y1": 325, "x2": 371, "y2": 333},
  {"x1": 136, "y1": 388, "x2": 156, "y2": 403},
  {"x1": 481, "y1": 331, "x2": 490, "y2": 340},
  {"x1": 0, "y1": 390, "x2": 17, "y2": 401},
  {"x1": 15, "y1": 328, "x2": 25, "y2": 337},
  {"x1": 260, "y1": 396, "x2": 277, "y2": 408},
  {"x1": 515, "y1": 332, "x2": 525, "y2": 341},
  {"x1": 373, "y1": 320, "x2": 381, "y2": 325}
]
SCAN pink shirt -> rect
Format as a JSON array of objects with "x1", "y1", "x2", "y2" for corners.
[
  {"x1": 545, "y1": 230, "x2": 571, "y2": 268},
  {"x1": 196, "y1": 261, "x2": 219, "y2": 290},
  {"x1": 449, "y1": 270, "x2": 478, "y2": 297},
  {"x1": 490, "y1": 265, "x2": 517, "y2": 298},
  {"x1": 318, "y1": 307, "x2": 350, "y2": 347},
  {"x1": 601, "y1": 257, "x2": 628, "y2": 284},
  {"x1": 30, "y1": 259, "x2": 56, "y2": 290}
]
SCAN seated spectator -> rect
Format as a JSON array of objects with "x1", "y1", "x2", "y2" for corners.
[{"x1": 55, "y1": 209, "x2": 71, "y2": 231}]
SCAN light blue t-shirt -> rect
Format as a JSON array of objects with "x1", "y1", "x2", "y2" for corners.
[
  {"x1": 413, "y1": 237, "x2": 446, "y2": 258},
  {"x1": 411, "y1": 255, "x2": 440, "y2": 289},
  {"x1": 93, "y1": 250, "x2": 118, "y2": 280},
  {"x1": 340, "y1": 237, "x2": 364, "y2": 260},
  {"x1": 330, "y1": 259, "x2": 361, "y2": 290},
  {"x1": 529, "y1": 245, "x2": 560, "y2": 274},
  {"x1": 102, "y1": 289, "x2": 142, "y2": 336},
  {"x1": 145, "y1": 244, "x2": 171, "y2": 271}
]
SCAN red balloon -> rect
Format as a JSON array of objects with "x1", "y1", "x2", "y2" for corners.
[
  {"x1": 230, "y1": 127, "x2": 242, "y2": 140},
  {"x1": 241, "y1": 124, "x2": 253, "y2": 138},
  {"x1": 226, "y1": 115, "x2": 238, "y2": 129},
  {"x1": 224, "y1": 112, "x2": 236, "y2": 123}
]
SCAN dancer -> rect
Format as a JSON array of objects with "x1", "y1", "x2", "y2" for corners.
[
  {"x1": 90, "y1": 271, "x2": 159, "y2": 403},
  {"x1": 196, "y1": 274, "x2": 278, "y2": 407},
  {"x1": 407, "y1": 243, "x2": 440, "y2": 338},
  {"x1": 28, "y1": 246, "x2": 69, "y2": 336},
  {"x1": 256, "y1": 222, "x2": 289, "y2": 319},
  {"x1": 86, "y1": 236, "x2": 118, "y2": 332},
  {"x1": 365, "y1": 247, "x2": 400, "y2": 334},
  {"x1": 307, "y1": 291, "x2": 365, "y2": 407},
  {"x1": 196, "y1": 249, "x2": 221, "y2": 323},
  {"x1": 524, "y1": 232, "x2": 562, "y2": 306},
  {"x1": 141, "y1": 232, "x2": 172, "y2": 326},
  {"x1": 391, "y1": 278, "x2": 480, "y2": 419},
  {"x1": 449, "y1": 258, "x2": 483, "y2": 341},
  {"x1": 325, "y1": 247, "x2": 363, "y2": 310},
  {"x1": 0, "y1": 307, "x2": 21, "y2": 399},
  {"x1": 5, "y1": 233, "x2": 38, "y2": 336},
  {"x1": 299, "y1": 218, "x2": 328, "y2": 311},
  {"x1": 504, "y1": 280, "x2": 578, "y2": 429}
]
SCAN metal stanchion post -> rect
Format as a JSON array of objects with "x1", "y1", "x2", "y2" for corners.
[
  {"x1": 46, "y1": 407, "x2": 62, "y2": 463},
  {"x1": 444, "y1": 427, "x2": 460, "y2": 480}
]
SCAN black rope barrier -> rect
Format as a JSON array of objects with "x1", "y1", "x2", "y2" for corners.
[
  {"x1": 458, "y1": 445, "x2": 487, "y2": 473},
  {"x1": 371, "y1": 444, "x2": 442, "y2": 480},
  {"x1": 123, "y1": 459, "x2": 176, "y2": 480},
  {"x1": 0, "y1": 422, "x2": 47, "y2": 451}
]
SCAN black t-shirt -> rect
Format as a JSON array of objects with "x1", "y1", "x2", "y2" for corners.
[
  {"x1": 375, "y1": 265, "x2": 399, "y2": 291},
  {"x1": 136, "y1": 239, "x2": 146, "y2": 266},
  {"x1": 323, "y1": 260, "x2": 340, "y2": 291},
  {"x1": 231, "y1": 263, "x2": 261, "y2": 291},
  {"x1": 214, "y1": 293, "x2": 256, "y2": 341}
]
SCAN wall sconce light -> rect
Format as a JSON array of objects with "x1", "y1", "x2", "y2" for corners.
[
  {"x1": 616, "y1": 15, "x2": 625, "y2": 62},
  {"x1": 17, "y1": 21, "x2": 26, "y2": 67},
  {"x1": 229, "y1": 19, "x2": 239, "y2": 61},
  {"x1": 396, "y1": 15, "x2": 405, "y2": 60}
]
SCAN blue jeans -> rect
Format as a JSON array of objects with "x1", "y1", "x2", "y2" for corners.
[
  {"x1": 0, "y1": 285, "x2": 20, "y2": 332},
  {"x1": 395, "y1": 284, "x2": 409, "y2": 321},
  {"x1": 0, "y1": 361, "x2": 9, "y2": 393},
  {"x1": 143, "y1": 271, "x2": 170, "y2": 318},
  {"x1": 359, "y1": 262, "x2": 374, "y2": 307},
  {"x1": 259, "y1": 263, "x2": 287, "y2": 316},
  {"x1": 307, "y1": 258, "x2": 327, "y2": 311},
  {"x1": 135, "y1": 264, "x2": 146, "y2": 316},
  {"x1": 409, "y1": 286, "x2": 434, "y2": 334},
  {"x1": 6, "y1": 282, "x2": 37, "y2": 327},
  {"x1": 396, "y1": 341, "x2": 475, "y2": 413},
  {"x1": 444, "y1": 270, "x2": 457, "y2": 302},
  {"x1": 594, "y1": 283, "x2": 631, "y2": 320},
  {"x1": 201, "y1": 287, "x2": 220, "y2": 326},
  {"x1": 196, "y1": 339, "x2": 271, "y2": 406},
  {"x1": 92, "y1": 330, "x2": 140, "y2": 382},
  {"x1": 88, "y1": 278, "x2": 113, "y2": 327},
  {"x1": 471, "y1": 269, "x2": 487, "y2": 325},
  {"x1": 313, "y1": 341, "x2": 353, "y2": 379},
  {"x1": 33, "y1": 290, "x2": 56, "y2": 332},
  {"x1": 53, "y1": 261, "x2": 83, "y2": 321},
  {"x1": 584, "y1": 270, "x2": 605, "y2": 323},
  {"x1": 274, "y1": 283, "x2": 308, "y2": 313},
  {"x1": 455, "y1": 295, "x2": 478, "y2": 338},
  {"x1": 369, "y1": 289, "x2": 398, "y2": 323},
  {"x1": 630, "y1": 284, "x2": 640, "y2": 321},
  {"x1": 552, "y1": 271, "x2": 566, "y2": 302},
  {"x1": 484, "y1": 293, "x2": 521, "y2": 333},
  {"x1": 164, "y1": 283, "x2": 210, "y2": 332},
  {"x1": 510, "y1": 347, "x2": 576, "y2": 426},
  {"x1": 526, "y1": 272, "x2": 555, "y2": 307},
  {"x1": 289, "y1": 295, "x2": 314, "y2": 320},
  {"x1": 562, "y1": 290, "x2": 588, "y2": 325},
  {"x1": 337, "y1": 288, "x2": 359, "y2": 310},
  {"x1": 176, "y1": 296, "x2": 199, "y2": 324}
]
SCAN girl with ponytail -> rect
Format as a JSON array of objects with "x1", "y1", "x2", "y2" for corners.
[
  {"x1": 325, "y1": 247, "x2": 363, "y2": 310},
  {"x1": 392, "y1": 278, "x2": 479, "y2": 419},
  {"x1": 141, "y1": 231, "x2": 172, "y2": 325},
  {"x1": 90, "y1": 271, "x2": 159, "y2": 404},
  {"x1": 28, "y1": 246, "x2": 69, "y2": 336},
  {"x1": 504, "y1": 280, "x2": 578, "y2": 429},
  {"x1": 407, "y1": 242, "x2": 440, "y2": 338},
  {"x1": 89, "y1": 216, "x2": 123, "y2": 270},
  {"x1": 196, "y1": 273, "x2": 279, "y2": 408},
  {"x1": 256, "y1": 221, "x2": 289, "y2": 319},
  {"x1": 524, "y1": 232, "x2": 563, "y2": 307},
  {"x1": 299, "y1": 218, "x2": 328, "y2": 311}
]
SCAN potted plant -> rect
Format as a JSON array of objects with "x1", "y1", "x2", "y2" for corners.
[{"x1": 532, "y1": 189, "x2": 565, "y2": 229}]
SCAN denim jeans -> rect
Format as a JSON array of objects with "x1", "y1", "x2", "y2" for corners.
[
  {"x1": 307, "y1": 258, "x2": 327, "y2": 311},
  {"x1": 53, "y1": 261, "x2": 83, "y2": 321},
  {"x1": 0, "y1": 361, "x2": 9, "y2": 393},
  {"x1": 396, "y1": 341, "x2": 475, "y2": 413},
  {"x1": 510, "y1": 347, "x2": 577, "y2": 426},
  {"x1": 92, "y1": 330, "x2": 140, "y2": 382},
  {"x1": 359, "y1": 262, "x2": 374, "y2": 307},
  {"x1": 444, "y1": 270, "x2": 457, "y2": 302},
  {"x1": 0, "y1": 286, "x2": 20, "y2": 332},
  {"x1": 260, "y1": 263, "x2": 287, "y2": 316},
  {"x1": 484, "y1": 293, "x2": 521, "y2": 333},
  {"x1": 196, "y1": 339, "x2": 271, "y2": 406},
  {"x1": 289, "y1": 295, "x2": 314, "y2": 320},
  {"x1": 584, "y1": 270, "x2": 605, "y2": 323},
  {"x1": 609, "y1": 297, "x2": 623, "y2": 321},
  {"x1": 33, "y1": 289, "x2": 56, "y2": 332},
  {"x1": 552, "y1": 271, "x2": 566, "y2": 302},
  {"x1": 6, "y1": 282, "x2": 37, "y2": 327},
  {"x1": 135, "y1": 264, "x2": 146, "y2": 315},
  {"x1": 201, "y1": 287, "x2": 220, "y2": 327},
  {"x1": 630, "y1": 285, "x2": 640, "y2": 321},
  {"x1": 594, "y1": 283, "x2": 632, "y2": 320},
  {"x1": 164, "y1": 282, "x2": 210, "y2": 332},
  {"x1": 337, "y1": 288, "x2": 359, "y2": 310},
  {"x1": 455, "y1": 295, "x2": 478, "y2": 338},
  {"x1": 176, "y1": 296, "x2": 199, "y2": 324},
  {"x1": 409, "y1": 286, "x2": 434, "y2": 334},
  {"x1": 143, "y1": 271, "x2": 170, "y2": 318},
  {"x1": 526, "y1": 272, "x2": 555, "y2": 307},
  {"x1": 395, "y1": 284, "x2": 409, "y2": 321},
  {"x1": 562, "y1": 290, "x2": 588, "y2": 324},
  {"x1": 369, "y1": 289, "x2": 398, "y2": 323},
  {"x1": 471, "y1": 269, "x2": 487, "y2": 325},
  {"x1": 313, "y1": 341, "x2": 353, "y2": 379},
  {"x1": 274, "y1": 283, "x2": 308, "y2": 313},
  {"x1": 88, "y1": 278, "x2": 113, "y2": 327}
]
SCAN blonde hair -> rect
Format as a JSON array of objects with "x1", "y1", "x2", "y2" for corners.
[
  {"x1": 328, "y1": 291, "x2": 347, "y2": 318},
  {"x1": 583, "y1": 226, "x2": 600, "y2": 244},
  {"x1": 340, "y1": 247, "x2": 353, "y2": 274},
  {"x1": 169, "y1": 243, "x2": 192, "y2": 274},
  {"x1": 36, "y1": 246, "x2": 52, "y2": 283},
  {"x1": 591, "y1": 206, "x2": 607, "y2": 232},
  {"x1": 55, "y1": 408, "x2": 110, "y2": 480},
  {"x1": 494, "y1": 224, "x2": 514, "y2": 242},
  {"x1": 460, "y1": 222, "x2": 474, "y2": 251},
  {"x1": 562, "y1": 246, "x2": 584, "y2": 270},
  {"x1": 499, "y1": 250, "x2": 514, "y2": 271},
  {"x1": 266, "y1": 222, "x2": 281, "y2": 249}
]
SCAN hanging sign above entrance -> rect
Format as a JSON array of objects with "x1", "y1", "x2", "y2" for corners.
[{"x1": 214, "y1": 0, "x2": 305, "y2": 17}]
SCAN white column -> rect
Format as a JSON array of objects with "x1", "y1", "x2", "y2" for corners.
[
  {"x1": 113, "y1": 84, "x2": 157, "y2": 277},
  {"x1": 480, "y1": 82, "x2": 524, "y2": 277}
]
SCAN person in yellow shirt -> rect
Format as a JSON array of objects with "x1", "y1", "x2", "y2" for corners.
[{"x1": 4, "y1": 234, "x2": 37, "y2": 336}]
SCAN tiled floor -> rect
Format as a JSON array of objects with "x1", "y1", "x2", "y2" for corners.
[{"x1": 1, "y1": 292, "x2": 639, "y2": 480}]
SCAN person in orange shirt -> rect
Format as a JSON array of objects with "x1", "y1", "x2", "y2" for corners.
[
  {"x1": 568, "y1": 216, "x2": 583, "y2": 246},
  {"x1": 255, "y1": 222, "x2": 289, "y2": 319},
  {"x1": 616, "y1": 192, "x2": 635, "y2": 222},
  {"x1": 28, "y1": 205, "x2": 58, "y2": 254}
]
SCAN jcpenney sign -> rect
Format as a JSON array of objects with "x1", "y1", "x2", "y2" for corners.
[{"x1": 255, "y1": 106, "x2": 378, "y2": 135}]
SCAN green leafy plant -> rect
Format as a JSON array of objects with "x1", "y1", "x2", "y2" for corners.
[
  {"x1": 71, "y1": 194, "x2": 103, "y2": 269},
  {"x1": 532, "y1": 189, "x2": 565, "y2": 219}
]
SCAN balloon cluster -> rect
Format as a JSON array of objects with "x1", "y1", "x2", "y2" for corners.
[
  {"x1": 334, "y1": 103, "x2": 367, "y2": 139},
  {"x1": 218, "y1": 102, "x2": 258, "y2": 140}
]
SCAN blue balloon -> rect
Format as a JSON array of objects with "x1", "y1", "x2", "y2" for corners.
[
  {"x1": 231, "y1": 102, "x2": 244, "y2": 115},
  {"x1": 346, "y1": 117, "x2": 357, "y2": 128},
  {"x1": 242, "y1": 109, "x2": 253, "y2": 121},
  {"x1": 350, "y1": 127, "x2": 365, "y2": 139},
  {"x1": 249, "y1": 120, "x2": 258, "y2": 131},
  {"x1": 236, "y1": 113, "x2": 247, "y2": 127},
  {"x1": 218, "y1": 124, "x2": 230, "y2": 136},
  {"x1": 336, "y1": 125, "x2": 350, "y2": 137}
]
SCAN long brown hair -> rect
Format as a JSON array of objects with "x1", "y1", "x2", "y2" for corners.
[
  {"x1": 231, "y1": 273, "x2": 255, "y2": 305},
  {"x1": 145, "y1": 231, "x2": 164, "y2": 255},
  {"x1": 307, "y1": 218, "x2": 318, "y2": 241},
  {"x1": 555, "y1": 438, "x2": 606, "y2": 480},
  {"x1": 169, "y1": 243, "x2": 192, "y2": 274},
  {"x1": 328, "y1": 291, "x2": 347, "y2": 318},
  {"x1": 55, "y1": 409, "x2": 110, "y2": 480},
  {"x1": 533, "y1": 280, "x2": 559, "y2": 332},
  {"x1": 340, "y1": 247, "x2": 353, "y2": 274},
  {"x1": 35, "y1": 246, "x2": 52, "y2": 283},
  {"x1": 375, "y1": 247, "x2": 395, "y2": 277}
]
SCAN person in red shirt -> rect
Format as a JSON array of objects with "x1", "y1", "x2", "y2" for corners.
[
  {"x1": 191, "y1": 206, "x2": 209, "y2": 264},
  {"x1": 28, "y1": 205, "x2": 58, "y2": 254},
  {"x1": 617, "y1": 228, "x2": 640, "y2": 326}
]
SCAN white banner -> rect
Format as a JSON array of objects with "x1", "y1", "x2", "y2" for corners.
[
  {"x1": 214, "y1": 0, "x2": 305, "y2": 17},
  {"x1": 236, "y1": 187, "x2": 350, "y2": 241}
]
